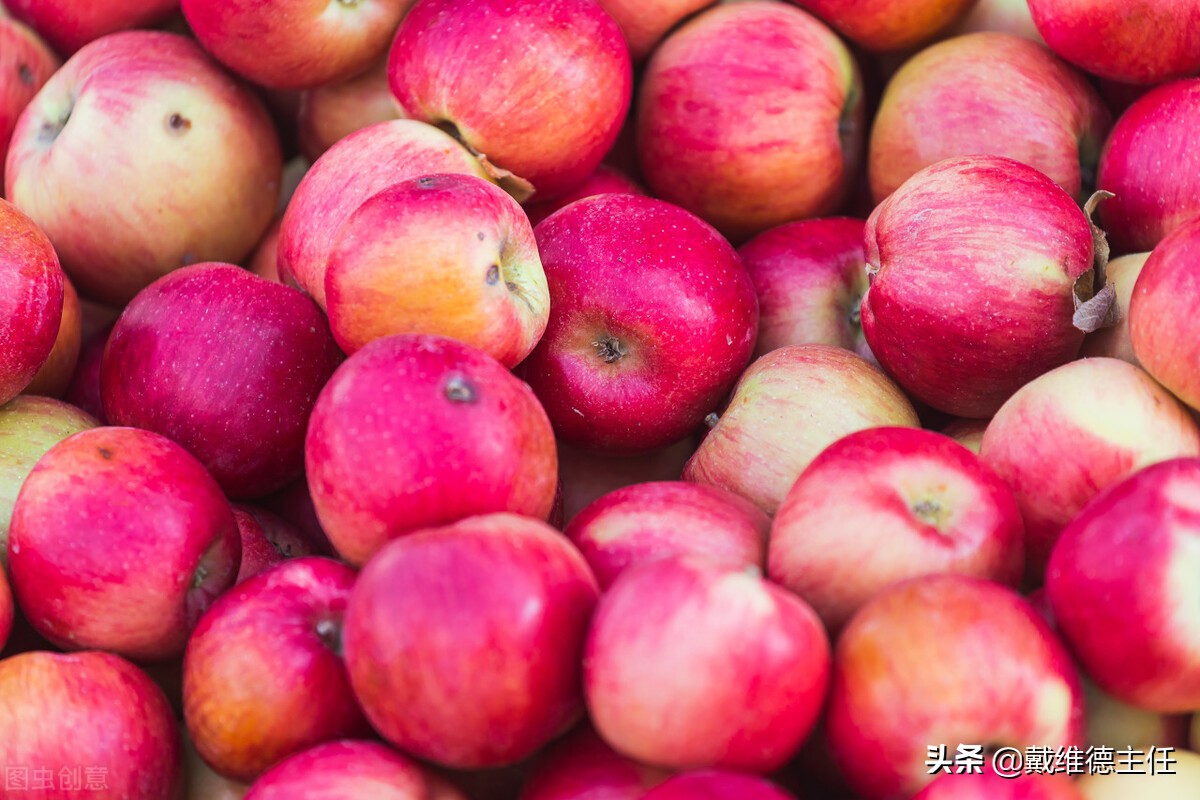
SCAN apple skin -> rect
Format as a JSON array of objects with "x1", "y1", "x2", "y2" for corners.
[
  {"x1": 913, "y1": 772, "x2": 1084, "y2": 799},
  {"x1": 4, "y1": 0, "x2": 179, "y2": 54},
  {"x1": 325, "y1": 173, "x2": 550, "y2": 366},
  {"x1": 0, "y1": 567, "x2": 11, "y2": 652},
  {"x1": 182, "y1": 0, "x2": 413, "y2": 90},
  {"x1": 278, "y1": 119, "x2": 492, "y2": 307},
  {"x1": 518, "y1": 726, "x2": 668, "y2": 800},
  {"x1": 738, "y1": 217, "x2": 869, "y2": 359},
  {"x1": 1027, "y1": 0, "x2": 1200, "y2": 86},
  {"x1": 345, "y1": 513, "x2": 600, "y2": 768},
  {"x1": 388, "y1": 0, "x2": 632, "y2": 200},
  {"x1": 8, "y1": 426, "x2": 241, "y2": 661},
  {"x1": 244, "y1": 741, "x2": 467, "y2": 800},
  {"x1": 0, "y1": 17, "x2": 58, "y2": 189},
  {"x1": 641, "y1": 771, "x2": 798, "y2": 800},
  {"x1": 231, "y1": 504, "x2": 319, "y2": 584},
  {"x1": 637, "y1": 1, "x2": 863, "y2": 242},
  {"x1": 944, "y1": 0, "x2": 1042, "y2": 41},
  {"x1": 524, "y1": 165, "x2": 645, "y2": 227},
  {"x1": 63, "y1": 321, "x2": 112, "y2": 423},
  {"x1": 0, "y1": 650, "x2": 184, "y2": 800},
  {"x1": 861, "y1": 155, "x2": 1094, "y2": 419},
  {"x1": 565, "y1": 481, "x2": 770, "y2": 590},
  {"x1": 942, "y1": 418, "x2": 988, "y2": 454},
  {"x1": 257, "y1": 476, "x2": 335, "y2": 558},
  {"x1": 1046, "y1": 458, "x2": 1200, "y2": 712},
  {"x1": 1077, "y1": 749, "x2": 1200, "y2": 799},
  {"x1": 1096, "y1": 80, "x2": 1200, "y2": 254},
  {"x1": 520, "y1": 194, "x2": 758, "y2": 455},
  {"x1": 1079, "y1": 252, "x2": 1149, "y2": 365},
  {"x1": 557, "y1": 437, "x2": 698, "y2": 525},
  {"x1": 184, "y1": 557, "x2": 369, "y2": 783},
  {"x1": 868, "y1": 33, "x2": 1111, "y2": 204},
  {"x1": 980, "y1": 357, "x2": 1200, "y2": 577},
  {"x1": 5, "y1": 31, "x2": 282, "y2": 306},
  {"x1": 826, "y1": 575, "x2": 1085, "y2": 800},
  {"x1": 684, "y1": 344, "x2": 920, "y2": 515},
  {"x1": 101, "y1": 263, "x2": 345, "y2": 499},
  {"x1": 595, "y1": 0, "x2": 715, "y2": 62},
  {"x1": 306, "y1": 334, "x2": 557, "y2": 567},
  {"x1": 247, "y1": 219, "x2": 282, "y2": 283},
  {"x1": 22, "y1": 274, "x2": 81, "y2": 398},
  {"x1": 298, "y1": 58, "x2": 400, "y2": 162},
  {"x1": 788, "y1": 0, "x2": 975, "y2": 52},
  {"x1": 1083, "y1": 678, "x2": 1190, "y2": 750},
  {"x1": 185, "y1": 730, "x2": 249, "y2": 800},
  {"x1": 770, "y1": 427, "x2": 1024, "y2": 630},
  {"x1": 585, "y1": 555, "x2": 829, "y2": 772}
]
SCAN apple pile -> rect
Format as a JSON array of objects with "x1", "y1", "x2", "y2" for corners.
[{"x1": 5, "y1": 0, "x2": 1200, "y2": 799}]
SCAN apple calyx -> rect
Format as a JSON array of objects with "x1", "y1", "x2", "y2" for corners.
[
  {"x1": 910, "y1": 497, "x2": 949, "y2": 532},
  {"x1": 444, "y1": 375, "x2": 478, "y2": 403},
  {"x1": 592, "y1": 335, "x2": 628, "y2": 364},
  {"x1": 165, "y1": 112, "x2": 191, "y2": 134},
  {"x1": 433, "y1": 120, "x2": 536, "y2": 203},
  {"x1": 314, "y1": 616, "x2": 343, "y2": 656},
  {"x1": 1072, "y1": 190, "x2": 1119, "y2": 334}
]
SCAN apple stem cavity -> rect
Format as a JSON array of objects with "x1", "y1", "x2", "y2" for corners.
[
  {"x1": 592, "y1": 335, "x2": 628, "y2": 364},
  {"x1": 432, "y1": 119, "x2": 536, "y2": 203},
  {"x1": 314, "y1": 617, "x2": 343, "y2": 656},
  {"x1": 1072, "y1": 190, "x2": 1120, "y2": 334}
]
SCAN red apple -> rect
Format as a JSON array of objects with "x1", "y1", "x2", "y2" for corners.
[
  {"x1": 519, "y1": 726, "x2": 667, "y2": 800},
  {"x1": 1077, "y1": 749, "x2": 1200, "y2": 799},
  {"x1": 247, "y1": 220, "x2": 282, "y2": 283},
  {"x1": 789, "y1": 0, "x2": 975, "y2": 51},
  {"x1": 524, "y1": 165, "x2": 645, "y2": 227},
  {"x1": 914, "y1": 772, "x2": 1084, "y2": 799},
  {"x1": 684, "y1": 344, "x2": 920, "y2": 515},
  {"x1": 738, "y1": 217, "x2": 870, "y2": 359},
  {"x1": 944, "y1": 0, "x2": 1043, "y2": 41},
  {"x1": 22, "y1": 274, "x2": 81, "y2": 398},
  {"x1": 826, "y1": 575, "x2": 1085, "y2": 800},
  {"x1": 257, "y1": 476, "x2": 335, "y2": 558},
  {"x1": 519, "y1": 193, "x2": 758, "y2": 454},
  {"x1": 9, "y1": 426, "x2": 241, "y2": 661},
  {"x1": 63, "y1": 321, "x2": 111, "y2": 423},
  {"x1": 182, "y1": 0, "x2": 413, "y2": 90},
  {"x1": 980, "y1": 357, "x2": 1200, "y2": 577},
  {"x1": 641, "y1": 770, "x2": 798, "y2": 800},
  {"x1": 942, "y1": 418, "x2": 988, "y2": 454},
  {"x1": 307, "y1": 334, "x2": 557, "y2": 567},
  {"x1": 298, "y1": 58, "x2": 400, "y2": 162},
  {"x1": 637, "y1": 1, "x2": 863, "y2": 241},
  {"x1": 595, "y1": 0, "x2": 716, "y2": 62},
  {"x1": 1079, "y1": 252, "x2": 1148, "y2": 365},
  {"x1": 861, "y1": 155, "x2": 1098, "y2": 418},
  {"x1": 0, "y1": 650, "x2": 183, "y2": 799},
  {"x1": 0, "y1": 567, "x2": 10, "y2": 652},
  {"x1": 4, "y1": 0, "x2": 179, "y2": 54},
  {"x1": 0, "y1": 17, "x2": 58, "y2": 190},
  {"x1": 770, "y1": 427, "x2": 1024, "y2": 630},
  {"x1": 557, "y1": 437, "x2": 698, "y2": 525},
  {"x1": 232, "y1": 505, "x2": 319, "y2": 584},
  {"x1": 1046, "y1": 458, "x2": 1200, "y2": 712},
  {"x1": 345, "y1": 513, "x2": 600, "y2": 768},
  {"x1": 0, "y1": 198, "x2": 63, "y2": 405},
  {"x1": 244, "y1": 741, "x2": 466, "y2": 800},
  {"x1": 388, "y1": 0, "x2": 632, "y2": 200}
]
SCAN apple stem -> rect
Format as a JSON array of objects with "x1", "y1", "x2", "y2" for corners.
[{"x1": 704, "y1": 412, "x2": 720, "y2": 429}]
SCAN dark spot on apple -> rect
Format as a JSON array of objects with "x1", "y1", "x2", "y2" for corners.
[
  {"x1": 181, "y1": 251, "x2": 197, "y2": 266},
  {"x1": 592, "y1": 335, "x2": 628, "y2": 364},
  {"x1": 477, "y1": 232, "x2": 486, "y2": 241},
  {"x1": 848, "y1": 297, "x2": 862, "y2": 328},
  {"x1": 418, "y1": 176, "x2": 436, "y2": 188},
  {"x1": 911, "y1": 497, "x2": 948, "y2": 531},
  {"x1": 191, "y1": 563, "x2": 209, "y2": 589},
  {"x1": 486, "y1": 264, "x2": 500, "y2": 284},
  {"x1": 98, "y1": 447, "x2": 113, "y2": 460},
  {"x1": 315, "y1": 617, "x2": 343, "y2": 654},
  {"x1": 505, "y1": 281, "x2": 518, "y2": 293},
  {"x1": 444, "y1": 375, "x2": 477, "y2": 404},
  {"x1": 166, "y1": 112, "x2": 191, "y2": 134},
  {"x1": 18, "y1": 64, "x2": 34, "y2": 85}
]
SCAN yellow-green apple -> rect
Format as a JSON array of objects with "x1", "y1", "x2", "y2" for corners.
[
  {"x1": 826, "y1": 575, "x2": 1085, "y2": 800},
  {"x1": 557, "y1": 437, "x2": 698, "y2": 525},
  {"x1": 0, "y1": 17, "x2": 57, "y2": 190},
  {"x1": 641, "y1": 770, "x2": 798, "y2": 800},
  {"x1": 0, "y1": 198, "x2": 63, "y2": 405},
  {"x1": 788, "y1": 0, "x2": 975, "y2": 51},
  {"x1": 1080, "y1": 253, "x2": 1149, "y2": 364},
  {"x1": 186, "y1": 730, "x2": 249, "y2": 800},
  {"x1": 63, "y1": 322, "x2": 111, "y2": 423},
  {"x1": 637, "y1": 2, "x2": 863, "y2": 241},
  {"x1": 770, "y1": 427, "x2": 1024, "y2": 630},
  {"x1": 0, "y1": 650, "x2": 184, "y2": 799},
  {"x1": 1027, "y1": 0, "x2": 1200, "y2": 85},
  {"x1": 101, "y1": 263, "x2": 344, "y2": 499},
  {"x1": 1083, "y1": 678, "x2": 1190, "y2": 749},
  {"x1": 684, "y1": 344, "x2": 920, "y2": 515},
  {"x1": 596, "y1": 0, "x2": 716, "y2": 61},
  {"x1": 942, "y1": 418, "x2": 988, "y2": 454},
  {"x1": 231, "y1": 505, "x2": 319, "y2": 584},
  {"x1": 22, "y1": 274, "x2": 80, "y2": 398},
  {"x1": 298, "y1": 59, "x2": 400, "y2": 162},
  {"x1": 861, "y1": 155, "x2": 1099, "y2": 418},
  {"x1": 388, "y1": 0, "x2": 631, "y2": 200},
  {"x1": 738, "y1": 217, "x2": 870, "y2": 359},
  {"x1": 519, "y1": 194, "x2": 758, "y2": 454},
  {"x1": 4, "y1": 0, "x2": 179, "y2": 54},
  {"x1": 6, "y1": 31, "x2": 282, "y2": 305},
  {"x1": 244, "y1": 741, "x2": 467, "y2": 800},
  {"x1": 182, "y1": 0, "x2": 412, "y2": 90},
  {"x1": 1076, "y1": 749, "x2": 1200, "y2": 799},
  {"x1": 565, "y1": 481, "x2": 770, "y2": 590},
  {"x1": 277, "y1": 119, "x2": 491, "y2": 306},
  {"x1": 914, "y1": 772, "x2": 1084, "y2": 799},
  {"x1": 306, "y1": 335, "x2": 557, "y2": 566},
  {"x1": 8, "y1": 426, "x2": 241, "y2": 661},
  {"x1": 945, "y1": 0, "x2": 1042, "y2": 41},
  {"x1": 524, "y1": 165, "x2": 645, "y2": 227},
  {"x1": 345, "y1": 513, "x2": 600, "y2": 768},
  {"x1": 519, "y1": 726, "x2": 667, "y2": 800},
  {"x1": 1046, "y1": 458, "x2": 1200, "y2": 712},
  {"x1": 324, "y1": 173, "x2": 549, "y2": 365},
  {"x1": 184, "y1": 557, "x2": 368, "y2": 783},
  {"x1": 868, "y1": 33, "x2": 1111, "y2": 204},
  {"x1": 247, "y1": 220, "x2": 282, "y2": 283}
]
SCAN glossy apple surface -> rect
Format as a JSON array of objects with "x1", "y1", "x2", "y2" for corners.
[
  {"x1": 0, "y1": 17, "x2": 58, "y2": 190},
  {"x1": 596, "y1": 0, "x2": 716, "y2": 61},
  {"x1": 524, "y1": 165, "x2": 645, "y2": 227},
  {"x1": 519, "y1": 726, "x2": 666, "y2": 800},
  {"x1": 914, "y1": 771, "x2": 1084, "y2": 799},
  {"x1": 4, "y1": 0, "x2": 179, "y2": 54},
  {"x1": 232, "y1": 505, "x2": 318, "y2": 584},
  {"x1": 22, "y1": 274, "x2": 81, "y2": 399},
  {"x1": 790, "y1": 0, "x2": 975, "y2": 51},
  {"x1": 298, "y1": 59, "x2": 400, "y2": 162},
  {"x1": 641, "y1": 770, "x2": 798, "y2": 800}
]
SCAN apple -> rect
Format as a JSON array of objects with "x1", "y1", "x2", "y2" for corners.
[
  {"x1": 0, "y1": 567, "x2": 10, "y2": 652},
  {"x1": 3, "y1": 0, "x2": 179, "y2": 54},
  {"x1": 944, "y1": 0, "x2": 1043, "y2": 41},
  {"x1": 684, "y1": 344, "x2": 920, "y2": 515},
  {"x1": 306, "y1": 334, "x2": 557, "y2": 566},
  {"x1": 1083, "y1": 678, "x2": 1190, "y2": 750},
  {"x1": 595, "y1": 0, "x2": 716, "y2": 62},
  {"x1": 0, "y1": 17, "x2": 58, "y2": 190},
  {"x1": 186, "y1": 729, "x2": 249, "y2": 800},
  {"x1": 524, "y1": 165, "x2": 645, "y2": 227},
  {"x1": 388, "y1": 0, "x2": 632, "y2": 200},
  {"x1": 244, "y1": 741, "x2": 467, "y2": 800},
  {"x1": 9, "y1": 426, "x2": 241, "y2": 661},
  {"x1": 738, "y1": 217, "x2": 870, "y2": 359},
  {"x1": 22, "y1": 274, "x2": 81, "y2": 398},
  {"x1": 980, "y1": 357, "x2": 1200, "y2": 577},
  {"x1": 345, "y1": 513, "x2": 600, "y2": 768},
  {"x1": 637, "y1": 1, "x2": 863, "y2": 241},
  {"x1": 868, "y1": 33, "x2": 1111, "y2": 204},
  {"x1": 789, "y1": 0, "x2": 975, "y2": 52},
  {"x1": 182, "y1": 0, "x2": 412, "y2": 90},
  {"x1": 298, "y1": 58, "x2": 400, "y2": 162},
  {"x1": 826, "y1": 575, "x2": 1085, "y2": 800},
  {"x1": 770, "y1": 426, "x2": 1024, "y2": 630},
  {"x1": 258, "y1": 476, "x2": 335, "y2": 558},
  {"x1": 1027, "y1": 0, "x2": 1200, "y2": 86},
  {"x1": 519, "y1": 193, "x2": 758, "y2": 454},
  {"x1": 1046, "y1": 458, "x2": 1200, "y2": 712},
  {"x1": 247, "y1": 219, "x2": 283, "y2": 283},
  {"x1": 861, "y1": 155, "x2": 1098, "y2": 418},
  {"x1": 519, "y1": 726, "x2": 667, "y2": 800},
  {"x1": 557, "y1": 437, "x2": 698, "y2": 525},
  {"x1": 1076, "y1": 749, "x2": 1200, "y2": 799},
  {"x1": 942, "y1": 418, "x2": 988, "y2": 454},
  {"x1": 232, "y1": 504, "x2": 319, "y2": 584},
  {"x1": 1079, "y1": 252, "x2": 1149, "y2": 365},
  {"x1": 63, "y1": 322, "x2": 111, "y2": 423},
  {"x1": 914, "y1": 772, "x2": 1084, "y2": 799},
  {"x1": 0, "y1": 650, "x2": 183, "y2": 799},
  {"x1": 565, "y1": 481, "x2": 770, "y2": 589},
  {"x1": 641, "y1": 770, "x2": 798, "y2": 800}
]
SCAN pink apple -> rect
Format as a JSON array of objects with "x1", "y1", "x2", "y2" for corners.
[
  {"x1": 637, "y1": 1, "x2": 863, "y2": 241},
  {"x1": 738, "y1": 217, "x2": 870, "y2": 358},
  {"x1": 345, "y1": 513, "x2": 599, "y2": 768},
  {"x1": 914, "y1": 772, "x2": 1084, "y2": 799},
  {"x1": 684, "y1": 344, "x2": 920, "y2": 515},
  {"x1": 306, "y1": 334, "x2": 557, "y2": 566},
  {"x1": 4, "y1": 0, "x2": 179, "y2": 54},
  {"x1": 1046, "y1": 458, "x2": 1200, "y2": 712},
  {"x1": 1079, "y1": 252, "x2": 1148, "y2": 365},
  {"x1": 298, "y1": 58, "x2": 400, "y2": 162},
  {"x1": 244, "y1": 741, "x2": 466, "y2": 800},
  {"x1": 247, "y1": 219, "x2": 282, "y2": 283},
  {"x1": 0, "y1": 650, "x2": 183, "y2": 799},
  {"x1": 388, "y1": 0, "x2": 631, "y2": 200},
  {"x1": 519, "y1": 194, "x2": 758, "y2": 454},
  {"x1": 6, "y1": 31, "x2": 282, "y2": 305},
  {"x1": 182, "y1": 0, "x2": 413, "y2": 90},
  {"x1": 942, "y1": 418, "x2": 988, "y2": 454},
  {"x1": 557, "y1": 437, "x2": 698, "y2": 525},
  {"x1": 565, "y1": 481, "x2": 770, "y2": 589},
  {"x1": 980, "y1": 357, "x2": 1200, "y2": 577},
  {"x1": 232, "y1": 504, "x2": 319, "y2": 584},
  {"x1": 944, "y1": 0, "x2": 1043, "y2": 41},
  {"x1": 789, "y1": 0, "x2": 976, "y2": 51},
  {"x1": 524, "y1": 165, "x2": 645, "y2": 227},
  {"x1": 258, "y1": 476, "x2": 335, "y2": 558},
  {"x1": 22, "y1": 274, "x2": 81, "y2": 399},
  {"x1": 596, "y1": 0, "x2": 715, "y2": 62},
  {"x1": 63, "y1": 322, "x2": 111, "y2": 423},
  {"x1": 0, "y1": 198, "x2": 63, "y2": 405},
  {"x1": 641, "y1": 771, "x2": 798, "y2": 800},
  {"x1": 519, "y1": 726, "x2": 667, "y2": 800},
  {"x1": 770, "y1": 427, "x2": 1024, "y2": 630},
  {"x1": 861, "y1": 155, "x2": 1097, "y2": 418},
  {"x1": 9, "y1": 426, "x2": 241, "y2": 661},
  {"x1": 101, "y1": 263, "x2": 344, "y2": 498},
  {"x1": 0, "y1": 17, "x2": 58, "y2": 189},
  {"x1": 1077, "y1": 749, "x2": 1200, "y2": 799},
  {"x1": 826, "y1": 575, "x2": 1085, "y2": 800}
]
